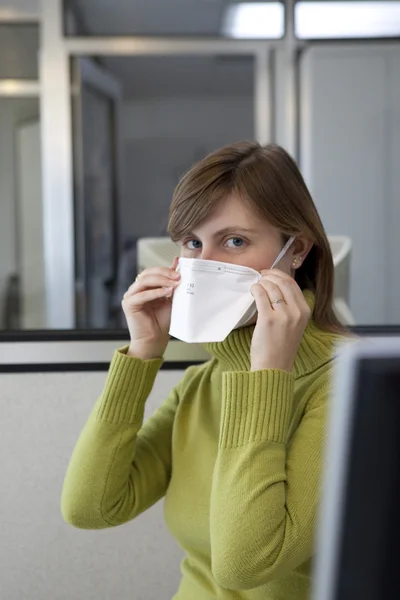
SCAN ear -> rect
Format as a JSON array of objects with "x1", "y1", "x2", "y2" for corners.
[{"x1": 291, "y1": 236, "x2": 313, "y2": 269}]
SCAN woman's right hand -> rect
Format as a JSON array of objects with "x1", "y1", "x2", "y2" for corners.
[{"x1": 122, "y1": 257, "x2": 181, "y2": 360}]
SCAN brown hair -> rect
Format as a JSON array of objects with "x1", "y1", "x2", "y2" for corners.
[{"x1": 168, "y1": 141, "x2": 347, "y2": 335}]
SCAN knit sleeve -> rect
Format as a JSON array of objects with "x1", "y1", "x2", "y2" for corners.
[
  {"x1": 210, "y1": 369, "x2": 329, "y2": 590},
  {"x1": 61, "y1": 347, "x2": 179, "y2": 529}
]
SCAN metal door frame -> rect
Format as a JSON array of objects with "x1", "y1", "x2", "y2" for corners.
[{"x1": 71, "y1": 57, "x2": 122, "y2": 327}]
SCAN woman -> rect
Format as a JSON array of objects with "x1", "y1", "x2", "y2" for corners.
[{"x1": 62, "y1": 142, "x2": 350, "y2": 599}]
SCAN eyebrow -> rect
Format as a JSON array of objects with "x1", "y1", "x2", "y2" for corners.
[{"x1": 188, "y1": 227, "x2": 259, "y2": 238}]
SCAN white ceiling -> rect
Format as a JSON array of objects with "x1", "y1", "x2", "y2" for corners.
[
  {"x1": 74, "y1": 0, "x2": 229, "y2": 36},
  {"x1": 73, "y1": 0, "x2": 357, "y2": 36}
]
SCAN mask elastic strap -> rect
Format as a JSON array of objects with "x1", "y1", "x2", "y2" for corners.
[{"x1": 270, "y1": 235, "x2": 296, "y2": 269}]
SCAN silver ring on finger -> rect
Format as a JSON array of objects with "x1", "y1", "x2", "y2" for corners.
[{"x1": 271, "y1": 297, "x2": 285, "y2": 306}]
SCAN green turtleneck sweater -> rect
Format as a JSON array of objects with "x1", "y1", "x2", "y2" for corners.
[{"x1": 62, "y1": 291, "x2": 347, "y2": 599}]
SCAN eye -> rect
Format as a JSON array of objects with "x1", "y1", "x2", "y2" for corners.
[
  {"x1": 225, "y1": 237, "x2": 246, "y2": 248},
  {"x1": 184, "y1": 239, "x2": 202, "y2": 250}
]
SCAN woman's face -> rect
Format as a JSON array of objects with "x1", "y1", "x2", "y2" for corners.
[{"x1": 179, "y1": 193, "x2": 295, "y2": 275}]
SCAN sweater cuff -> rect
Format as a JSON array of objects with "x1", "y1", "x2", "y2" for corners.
[
  {"x1": 219, "y1": 369, "x2": 294, "y2": 448},
  {"x1": 96, "y1": 346, "x2": 163, "y2": 425}
]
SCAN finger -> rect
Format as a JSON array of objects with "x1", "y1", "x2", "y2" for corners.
[
  {"x1": 259, "y1": 272, "x2": 303, "y2": 307},
  {"x1": 167, "y1": 256, "x2": 179, "y2": 299},
  {"x1": 258, "y1": 277, "x2": 287, "y2": 306},
  {"x1": 251, "y1": 282, "x2": 274, "y2": 320},
  {"x1": 122, "y1": 286, "x2": 174, "y2": 311},
  {"x1": 136, "y1": 265, "x2": 181, "y2": 283},
  {"x1": 172, "y1": 255, "x2": 180, "y2": 271},
  {"x1": 125, "y1": 274, "x2": 180, "y2": 298},
  {"x1": 130, "y1": 265, "x2": 181, "y2": 289},
  {"x1": 259, "y1": 268, "x2": 295, "y2": 285},
  {"x1": 260, "y1": 273, "x2": 311, "y2": 326}
]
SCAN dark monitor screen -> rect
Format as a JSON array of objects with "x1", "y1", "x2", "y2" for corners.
[{"x1": 313, "y1": 339, "x2": 400, "y2": 600}]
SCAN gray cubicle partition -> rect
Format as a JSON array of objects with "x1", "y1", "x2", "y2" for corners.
[{"x1": 0, "y1": 334, "x2": 211, "y2": 600}]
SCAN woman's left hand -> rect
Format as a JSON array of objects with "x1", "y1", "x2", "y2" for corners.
[{"x1": 250, "y1": 269, "x2": 311, "y2": 372}]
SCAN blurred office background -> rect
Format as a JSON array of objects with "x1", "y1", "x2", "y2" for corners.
[
  {"x1": 0, "y1": 1, "x2": 399, "y2": 331},
  {"x1": 1, "y1": 3, "x2": 400, "y2": 600}
]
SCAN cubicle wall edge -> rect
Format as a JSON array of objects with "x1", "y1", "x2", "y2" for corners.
[
  {"x1": 0, "y1": 333, "x2": 211, "y2": 372},
  {"x1": 0, "y1": 326, "x2": 399, "y2": 373}
]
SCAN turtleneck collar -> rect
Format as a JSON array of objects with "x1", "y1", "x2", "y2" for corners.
[{"x1": 203, "y1": 290, "x2": 345, "y2": 378}]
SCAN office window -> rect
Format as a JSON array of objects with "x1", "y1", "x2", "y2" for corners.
[{"x1": 71, "y1": 54, "x2": 255, "y2": 328}]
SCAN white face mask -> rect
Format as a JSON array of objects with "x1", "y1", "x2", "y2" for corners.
[{"x1": 169, "y1": 236, "x2": 296, "y2": 344}]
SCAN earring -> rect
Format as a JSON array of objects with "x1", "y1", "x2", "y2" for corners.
[{"x1": 292, "y1": 256, "x2": 303, "y2": 268}]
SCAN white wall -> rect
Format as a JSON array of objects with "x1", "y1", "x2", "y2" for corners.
[
  {"x1": 0, "y1": 99, "x2": 39, "y2": 326},
  {"x1": 0, "y1": 23, "x2": 38, "y2": 80},
  {"x1": 0, "y1": 0, "x2": 39, "y2": 16},
  {"x1": 119, "y1": 96, "x2": 254, "y2": 243},
  {"x1": 299, "y1": 44, "x2": 400, "y2": 325}
]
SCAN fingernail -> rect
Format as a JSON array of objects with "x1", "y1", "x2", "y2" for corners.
[{"x1": 165, "y1": 287, "x2": 173, "y2": 293}]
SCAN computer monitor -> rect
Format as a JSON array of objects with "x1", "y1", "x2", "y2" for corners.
[{"x1": 312, "y1": 337, "x2": 400, "y2": 600}]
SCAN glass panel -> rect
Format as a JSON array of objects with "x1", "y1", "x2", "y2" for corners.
[
  {"x1": 0, "y1": 24, "x2": 39, "y2": 79},
  {"x1": 0, "y1": 98, "x2": 42, "y2": 330},
  {"x1": 71, "y1": 55, "x2": 255, "y2": 328},
  {"x1": 64, "y1": 0, "x2": 283, "y2": 37},
  {"x1": 298, "y1": 44, "x2": 400, "y2": 325},
  {"x1": 296, "y1": 1, "x2": 400, "y2": 39}
]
